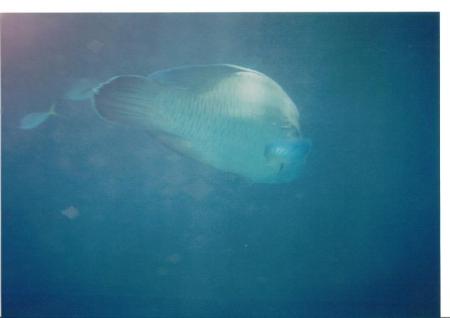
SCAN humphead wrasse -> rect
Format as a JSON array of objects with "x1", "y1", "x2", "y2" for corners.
[{"x1": 93, "y1": 64, "x2": 310, "y2": 183}]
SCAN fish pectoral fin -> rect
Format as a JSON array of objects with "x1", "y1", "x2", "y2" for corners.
[{"x1": 153, "y1": 132, "x2": 202, "y2": 160}]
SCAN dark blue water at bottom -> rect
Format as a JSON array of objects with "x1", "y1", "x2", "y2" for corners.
[{"x1": 1, "y1": 13, "x2": 439, "y2": 317}]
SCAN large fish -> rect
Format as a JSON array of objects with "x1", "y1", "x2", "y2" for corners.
[{"x1": 93, "y1": 64, "x2": 310, "y2": 183}]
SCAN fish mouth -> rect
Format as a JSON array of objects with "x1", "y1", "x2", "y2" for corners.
[{"x1": 263, "y1": 139, "x2": 311, "y2": 182}]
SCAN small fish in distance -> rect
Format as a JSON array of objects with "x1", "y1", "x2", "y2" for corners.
[{"x1": 19, "y1": 103, "x2": 59, "y2": 130}]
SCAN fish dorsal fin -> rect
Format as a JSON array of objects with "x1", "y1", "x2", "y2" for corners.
[{"x1": 147, "y1": 64, "x2": 261, "y2": 92}]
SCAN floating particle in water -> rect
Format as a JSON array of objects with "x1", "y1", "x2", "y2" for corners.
[
  {"x1": 86, "y1": 39, "x2": 104, "y2": 53},
  {"x1": 61, "y1": 206, "x2": 79, "y2": 220}
]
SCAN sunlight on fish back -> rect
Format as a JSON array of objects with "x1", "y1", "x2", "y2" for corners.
[{"x1": 93, "y1": 64, "x2": 310, "y2": 183}]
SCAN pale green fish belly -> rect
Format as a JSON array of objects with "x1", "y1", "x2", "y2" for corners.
[{"x1": 94, "y1": 64, "x2": 303, "y2": 183}]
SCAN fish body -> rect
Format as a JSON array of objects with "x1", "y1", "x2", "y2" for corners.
[{"x1": 94, "y1": 64, "x2": 309, "y2": 183}]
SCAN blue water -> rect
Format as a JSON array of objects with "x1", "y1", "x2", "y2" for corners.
[{"x1": 1, "y1": 13, "x2": 439, "y2": 317}]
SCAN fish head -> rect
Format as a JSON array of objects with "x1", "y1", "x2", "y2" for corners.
[{"x1": 264, "y1": 138, "x2": 311, "y2": 182}]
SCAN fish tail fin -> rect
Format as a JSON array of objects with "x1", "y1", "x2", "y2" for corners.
[
  {"x1": 48, "y1": 102, "x2": 69, "y2": 119},
  {"x1": 93, "y1": 75, "x2": 161, "y2": 129}
]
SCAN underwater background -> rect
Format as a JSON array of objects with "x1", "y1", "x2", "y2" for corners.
[{"x1": 1, "y1": 13, "x2": 439, "y2": 317}]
